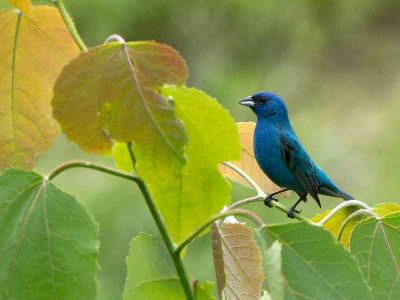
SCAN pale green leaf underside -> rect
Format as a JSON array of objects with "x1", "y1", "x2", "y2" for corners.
[{"x1": 211, "y1": 222, "x2": 264, "y2": 300}]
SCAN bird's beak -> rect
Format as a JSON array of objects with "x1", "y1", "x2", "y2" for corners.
[{"x1": 239, "y1": 96, "x2": 255, "y2": 107}]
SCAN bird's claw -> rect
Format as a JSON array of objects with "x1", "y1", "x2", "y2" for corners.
[
  {"x1": 264, "y1": 195, "x2": 278, "y2": 208},
  {"x1": 287, "y1": 208, "x2": 302, "y2": 219}
]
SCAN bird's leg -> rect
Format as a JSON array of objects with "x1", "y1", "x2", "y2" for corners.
[
  {"x1": 264, "y1": 188, "x2": 290, "y2": 208},
  {"x1": 287, "y1": 195, "x2": 307, "y2": 218}
]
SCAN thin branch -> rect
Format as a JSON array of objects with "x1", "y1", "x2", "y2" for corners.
[
  {"x1": 53, "y1": 0, "x2": 88, "y2": 51},
  {"x1": 175, "y1": 209, "x2": 266, "y2": 256},
  {"x1": 228, "y1": 195, "x2": 264, "y2": 210},
  {"x1": 315, "y1": 200, "x2": 372, "y2": 227},
  {"x1": 228, "y1": 194, "x2": 311, "y2": 223},
  {"x1": 337, "y1": 209, "x2": 380, "y2": 242}
]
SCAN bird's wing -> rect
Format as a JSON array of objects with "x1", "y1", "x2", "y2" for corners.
[{"x1": 279, "y1": 132, "x2": 321, "y2": 207}]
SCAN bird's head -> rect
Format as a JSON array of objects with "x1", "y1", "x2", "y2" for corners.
[{"x1": 239, "y1": 91, "x2": 290, "y2": 125}]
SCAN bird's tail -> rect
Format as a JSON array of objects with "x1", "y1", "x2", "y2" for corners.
[
  {"x1": 338, "y1": 190, "x2": 354, "y2": 201},
  {"x1": 319, "y1": 185, "x2": 354, "y2": 200}
]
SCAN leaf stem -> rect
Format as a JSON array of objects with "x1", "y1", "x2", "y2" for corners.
[
  {"x1": 126, "y1": 142, "x2": 136, "y2": 172},
  {"x1": 315, "y1": 200, "x2": 372, "y2": 227},
  {"x1": 228, "y1": 195, "x2": 264, "y2": 209},
  {"x1": 53, "y1": 0, "x2": 88, "y2": 51},
  {"x1": 46, "y1": 160, "x2": 138, "y2": 182},
  {"x1": 175, "y1": 208, "x2": 266, "y2": 256},
  {"x1": 337, "y1": 209, "x2": 380, "y2": 242}
]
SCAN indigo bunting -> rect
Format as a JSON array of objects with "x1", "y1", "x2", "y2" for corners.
[{"x1": 240, "y1": 91, "x2": 353, "y2": 218}]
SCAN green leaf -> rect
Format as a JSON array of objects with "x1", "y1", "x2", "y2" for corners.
[
  {"x1": 124, "y1": 233, "x2": 185, "y2": 300},
  {"x1": 265, "y1": 241, "x2": 283, "y2": 300},
  {"x1": 350, "y1": 212, "x2": 400, "y2": 299},
  {"x1": 159, "y1": 85, "x2": 241, "y2": 243},
  {"x1": 195, "y1": 282, "x2": 216, "y2": 300},
  {"x1": 0, "y1": 6, "x2": 80, "y2": 171},
  {"x1": 0, "y1": 169, "x2": 99, "y2": 299},
  {"x1": 211, "y1": 222, "x2": 264, "y2": 300},
  {"x1": 373, "y1": 202, "x2": 400, "y2": 216},
  {"x1": 267, "y1": 222, "x2": 371, "y2": 299}
]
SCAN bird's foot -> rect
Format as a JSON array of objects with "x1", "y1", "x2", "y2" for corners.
[
  {"x1": 264, "y1": 194, "x2": 278, "y2": 208},
  {"x1": 287, "y1": 208, "x2": 302, "y2": 219}
]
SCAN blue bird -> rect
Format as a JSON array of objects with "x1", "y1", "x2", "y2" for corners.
[{"x1": 239, "y1": 91, "x2": 353, "y2": 218}]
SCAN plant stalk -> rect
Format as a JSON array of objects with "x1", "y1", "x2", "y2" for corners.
[
  {"x1": 134, "y1": 178, "x2": 194, "y2": 300},
  {"x1": 53, "y1": 0, "x2": 88, "y2": 51},
  {"x1": 315, "y1": 200, "x2": 372, "y2": 227}
]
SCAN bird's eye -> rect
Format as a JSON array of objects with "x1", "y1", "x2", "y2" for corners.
[{"x1": 254, "y1": 96, "x2": 266, "y2": 103}]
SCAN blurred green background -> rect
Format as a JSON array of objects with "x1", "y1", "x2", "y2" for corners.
[{"x1": 2, "y1": 0, "x2": 400, "y2": 298}]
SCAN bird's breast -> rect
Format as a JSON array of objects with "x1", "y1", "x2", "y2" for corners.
[{"x1": 253, "y1": 122, "x2": 305, "y2": 192}]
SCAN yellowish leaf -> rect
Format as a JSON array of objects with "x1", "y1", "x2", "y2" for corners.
[
  {"x1": 373, "y1": 202, "x2": 400, "y2": 216},
  {"x1": 219, "y1": 122, "x2": 289, "y2": 196},
  {"x1": 7, "y1": 0, "x2": 31, "y2": 15},
  {"x1": 0, "y1": 6, "x2": 80, "y2": 170},
  {"x1": 311, "y1": 206, "x2": 361, "y2": 249}
]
